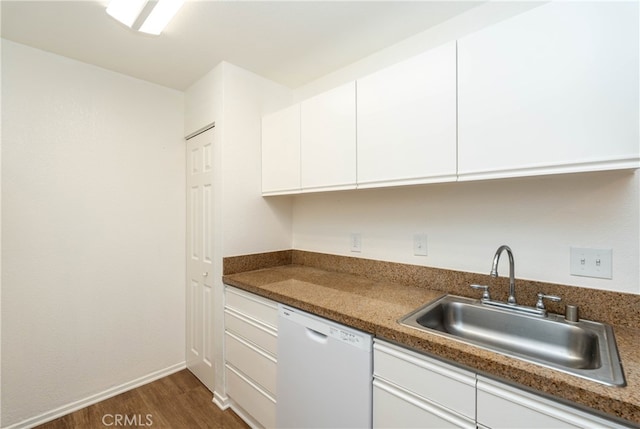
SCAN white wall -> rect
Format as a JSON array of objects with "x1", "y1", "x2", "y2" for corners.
[
  {"x1": 220, "y1": 62, "x2": 294, "y2": 257},
  {"x1": 1, "y1": 40, "x2": 186, "y2": 427},
  {"x1": 293, "y1": 171, "x2": 640, "y2": 294},
  {"x1": 290, "y1": 1, "x2": 640, "y2": 295},
  {"x1": 0, "y1": 17, "x2": 4, "y2": 427},
  {"x1": 184, "y1": 65, "x2": 223, "y2": 137}
]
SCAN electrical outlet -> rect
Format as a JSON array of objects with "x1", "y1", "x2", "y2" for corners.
[
  {"x1": 570, "y1": 247, "x2": 612, "y2": 279},
  {"x1": 413, "y1": 234, "x2": 428, "y2": 256},
  {"x1": 350, "y1": 233, "x2": 362, "y2": 253}
]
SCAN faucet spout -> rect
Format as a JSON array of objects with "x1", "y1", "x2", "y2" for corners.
[{"x1": 491, "y1": 245, "x2": 516, "y2": 305}]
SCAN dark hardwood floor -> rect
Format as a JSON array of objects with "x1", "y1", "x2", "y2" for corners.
[{"x1": 35, "y1": 370, "x2": 249, "y2": 429}]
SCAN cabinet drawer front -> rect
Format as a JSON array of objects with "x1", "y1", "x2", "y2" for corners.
[
  {"x1": 374, "y1": 341, "x2": 475, "y2": 420},
  {"x1": 225, "y1": 309, "x2": 277, "y2": 356},
  {"x1": 373, "y1": 380, "x2": 475, "y2": 429},
  {"x1": 477, "y1": 377, "x2": 628, "y2": 429},
  {"x1": 225, "y1": 286, "x2": 278, "y2": 328},
  {"x1": 225, "y1": 331, "x2": 277, "y2": 395},
  {"x1": 226, "y1": 364, "x2": 276, "y2": 429}
]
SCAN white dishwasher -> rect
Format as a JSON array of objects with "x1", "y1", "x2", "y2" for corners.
[{"x1": 276, "y1": 304, "x2": 373, "y2": 429}]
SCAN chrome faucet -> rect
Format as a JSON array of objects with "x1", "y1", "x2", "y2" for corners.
[
  {"x1": 491, "y1": 245, "x2": 516, "y2": 305},
  {"x1": 469, "y1": 246, "x2": 562, "y2": 317}
]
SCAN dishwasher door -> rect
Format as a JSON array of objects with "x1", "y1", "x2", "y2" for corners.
[{"x1": 276, "y1": 305, "x2": 373, "y2": 429}]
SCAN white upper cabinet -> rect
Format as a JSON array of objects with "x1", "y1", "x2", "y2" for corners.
[
  {"x1": 300, "y1": 81, "x2": 357, "y2": 192},
  {"x1": 457, "y1": 1, "x2": 640, "y2": 181},
  {"x1": 261, "y1": 104, "x2": 301, "y2": 195},
  {"x1": 262, "y1": 1, "x2": 639, "y2": 196},
  {"x1": 357, "y1": 41, "x2": 457, "y2": 188}
]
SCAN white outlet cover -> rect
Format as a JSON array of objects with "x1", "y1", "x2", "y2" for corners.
[
  {"x1": 413, "y1": 234, "x2": 428, "y2": 256},
  {"x1": 570, "y1": 247, "x2": 612, "y2": 279},
  {"x1": 350, "y1": 233, "x2": 362, "y2": 253}
]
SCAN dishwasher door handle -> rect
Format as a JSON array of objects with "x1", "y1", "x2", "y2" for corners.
[{"x1": 306, "y1": 327, "x2": 328, "y2": 343}]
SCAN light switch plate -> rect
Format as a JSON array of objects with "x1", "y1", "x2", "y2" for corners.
[
  {"x1": 570, "y1": 247, "x2": 612, "y2": 279},
  {"x1": 350, "y1": 233, "x2": 362, "y2": 253},
  {"x1": 413, "y1": 234, "x2": 428, "y2": 256}
]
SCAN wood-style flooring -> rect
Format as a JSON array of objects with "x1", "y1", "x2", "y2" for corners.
[{"x1": 35, "y1": 369, "x2": 249, "y2": 429}]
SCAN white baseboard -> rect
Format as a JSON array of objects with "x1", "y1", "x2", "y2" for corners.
[
  {"x1": 213, "y1": 390, "x2": 230, "y2": 410},
  {"x1": 228, "y1": 401, "x2": 262, "y2": 429},
  {"x1": 4, "y1": 362, "x2": 186, "y2": 429}
]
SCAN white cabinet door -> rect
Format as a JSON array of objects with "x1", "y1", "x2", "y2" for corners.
[
  {"x1": 225, "y1": 331, "x2": 277, "y2": 395},
  {"x1": 373, "y1": 340, "x2": 476, "y2": 429},
  {"x1": 224, "y1": 286, "x2": 278, "y2": 429},
  {"x1": 374, "y1": 340, "x2": 475, "y2": 420},
  {"x1": 226, "y1": 366, "x2": 276, "y2": 429},
  {"x1": 225, "y1": 286, "x2": 278, "y2": 328},
  {"x1": 357, "y1": 41, "x2": 457, "y2": 188},
  {"x1": 458, "y1": 1, "x2": 639, "y2": 181},
  {"x1": 476, "y1": 376, "x2": 630, "y2": 429},
  {"x1": 374, "y1": 380, "x2": 475, "y2": 429},
  {"x1": 301, "y1": 81, "x2": 357, "y2": 192},
  {"x1": 261, "y1": 104, "x2": 300, "y2": 195}
]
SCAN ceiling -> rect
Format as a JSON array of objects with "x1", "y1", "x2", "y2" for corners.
[{"x1": 1, "y1": 1, "x2": 482, "y2": 90}]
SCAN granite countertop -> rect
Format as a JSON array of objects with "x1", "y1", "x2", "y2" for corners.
[{"x1": 223, "y1": 264, "x2": 640, "y2": 427}]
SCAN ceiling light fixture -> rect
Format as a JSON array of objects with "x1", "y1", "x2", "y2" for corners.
[{"x1": 106, "y1": 0, "x2": 185, "y2": 36}]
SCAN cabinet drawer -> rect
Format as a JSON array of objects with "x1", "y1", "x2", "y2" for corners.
[
  {"x1": 226, "y1": 364, "x2": 276, "y2": 429},
  {"x1": 225, "y1": 331, "x2": 277, "y2": 395},
  {"x1": 374, "y1": 340, "x2": 476, "y2": 420},
  {"x1": 224, "y1": 308, "x2": 277, "y2": 356},
  {"x1": 225, "y1": 286, "x2": 278, "y2": 328},
  {"x1": 374, "y1": 379, "x2": 475, "y2": 429},
  {"x1": 476, "y1": 377, "x2": 629, "y2": 429}
]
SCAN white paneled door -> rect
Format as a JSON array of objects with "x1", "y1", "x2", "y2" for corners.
[{"x1": 186, "y1": 127, "x2": 215, "y2": 391}]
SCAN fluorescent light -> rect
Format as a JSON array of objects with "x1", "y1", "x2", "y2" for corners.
[
  {"x1": 106, "y1": 0, "x2": 148, "y2": 28},
  {"x1": 106, "y1": 0, "x2": 184, "y2": 35},
  {"x1": 139, "y1": 0, "x2": 185, "y2": 35}
]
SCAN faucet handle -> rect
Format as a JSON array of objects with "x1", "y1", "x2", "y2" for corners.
[
  {"x1": 470, "y1": 284, "x2": 491, "y2": 301},
  {"x1": 536, "y1": 293, "x2": 561, "y2": 310}
]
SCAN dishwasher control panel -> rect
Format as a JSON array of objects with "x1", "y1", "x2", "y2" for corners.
[
  {"x1": 331, "y1": 326, "x2": 364, "y2": 346},
  {"x1": 279, "y1": 305, "x2": 372, "y2": 351}
]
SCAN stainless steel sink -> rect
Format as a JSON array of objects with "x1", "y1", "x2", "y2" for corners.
[{"x1": 399, "y1": 295, "x2": 625, "y2": 386}]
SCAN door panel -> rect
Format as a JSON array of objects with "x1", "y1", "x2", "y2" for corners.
[{"x1": 186, "y1": 127, "x2": 215, "y2": 391}]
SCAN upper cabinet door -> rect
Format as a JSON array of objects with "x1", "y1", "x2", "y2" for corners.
[
  {"x1": 301, "y1": 82, "x2": 357, "y2": 192},
  {"x1": 458, "y1": 2, "x2": 640, "y2": 181},
  {"x1": 357, "y1": 42, "x2": 457, "y2": 188},
  {"x1": 262, "y1": 104, "x2": 301, "y2": 195}
]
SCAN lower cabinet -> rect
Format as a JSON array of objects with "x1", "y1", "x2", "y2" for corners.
[
  {"x1": 224, "y1": 286, "x2": 278, "y2": 428},
  {"x1": 375, "y1": 340, "x2": 632, "y2": 429},
  {"x1": 373, "y1": 340, "x2": 476, "y2": 429},
  {"x1": 221, "y1": 294, "x2": 631, "y2": 429},
  {"x1": 477, "y1": 376, "x2": 630, "y2": 429}
]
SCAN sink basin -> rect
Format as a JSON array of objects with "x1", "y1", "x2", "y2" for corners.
[{"x1": 399, "y1": 295, "x2": 625, "y2": 386}]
